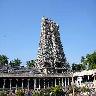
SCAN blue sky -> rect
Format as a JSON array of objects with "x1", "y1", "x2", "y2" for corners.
[{"x1": 0, "y1": 0, "x2": 96, "y2": 66}]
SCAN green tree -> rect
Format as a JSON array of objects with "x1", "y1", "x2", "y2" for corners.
[
  {"x1": 72, "y1": 63, "x2": 77, "y2": 72},
  {"x1": 72, "y1": 63, "x2": 86, "y2": 72},
  {"x1": 72, "y1": 51, "x2": 96, "y2": 71},
  {"x1": 66, "y1": 62, "x2": 71, "y2": 70},
  {"x1": 81, "y1": 51, "x2": 96, "y2": 70},
  {"x1": 81, "y1": 56, "x2": 85, "y2": 63},
  {"x1": 26, "y1": 60, "x2": 35, "y2": 68},
  {"x1": 0, "y1": 55, "x2": 8, "y2": 67},
  {"x1": 9, "y1": 58, "x2": 22, "y2": 67}
]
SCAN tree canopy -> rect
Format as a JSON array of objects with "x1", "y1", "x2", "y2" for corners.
[
  {"x1": 9, "y1": 58, "x2": 22, "y2": 67},
  {"x1": 0, "y1": 55, "x2": 8, "y2": 67},
  {"x1": 71, "y1": 63, "x2": 86, "y2": 72},
  {"x1": 82, "y1": 51, "x2": 96, "y2": 70},
  {"x1": 26, "y1": 60, "x2": 35, "y2": 68},
  {"x1": 72, "y1": 51, "x2": 96, "y2": 72}
]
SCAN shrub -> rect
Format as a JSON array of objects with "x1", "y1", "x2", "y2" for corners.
[
  {"x1": 0, "y1": 91, "x2": 7, "y2": 96},
  {"x1": 16, "y1": 90, "x2": 24, "y2": 96}
]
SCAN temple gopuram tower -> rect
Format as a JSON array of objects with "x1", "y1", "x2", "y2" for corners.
[{"x1": 36, "y1": 17, "x2": 69, "y2": 74}]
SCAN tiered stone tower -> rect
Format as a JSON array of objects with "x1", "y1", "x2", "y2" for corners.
[{"x1": 36, "y1": 17, "x2": 68, "y2": 73}]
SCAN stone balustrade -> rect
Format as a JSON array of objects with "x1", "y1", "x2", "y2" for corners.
[{"x1": 0, "y1": 72, "x2": 72, "y2": 77}]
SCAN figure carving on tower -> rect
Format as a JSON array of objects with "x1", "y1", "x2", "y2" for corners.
[{"x1": 36, "y1": 17, "x2": 69, "y2": 71}]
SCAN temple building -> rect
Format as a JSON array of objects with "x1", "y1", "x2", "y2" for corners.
[{"x1": 0, "y1": 17, "x2": 72, "y2": 91}]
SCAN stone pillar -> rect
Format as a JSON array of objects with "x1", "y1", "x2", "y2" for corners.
[
  {"x1": 72, "y1": 74, "x2": 75, "y2": 96},
  {"x1": 59, "y1": 78, "x2": 61, "y2": 86},
  {"x1": 68, "y1": 78, "x2": 69, "y2": 85},
  {"x1": 39, "y1": 79, "x2": 40, "y2": 89},
  {"x1": 9, "y1": 79, "x2": 12, "y2": 90},
  {"x1": 62, "y1": 78, "x2": 64, "y2": 87},
  {"x1": 94, "y1": 75, "x2": 95, "y2": 81},
  {"x1": 55, "y1": 78, "x2": 57, "y2": 87},
  {"x1": 65, "y1": 78, "x2": 66, "y2": 87},
  {"x1": 34, "y1": 78, "x2": 36, "y2": 90},
  {"x1": 44, "y1": 79, "x2": 45, "y2": 89},
  {"x1": 27, "y1": 79, "x2": 30, "y2": 91},
  {"x1": 88, "y1": 75, "x2": 89, "y2": 81},
  {"x1": 3, "y1": 79, "x2": 6, "y2": 90},
  {"x1": 52, "y1": 78, "x2": 54, "y2": 86},
  {"x1": 16, "y1": 79, "x2": 18, "y2": 91},
  {"x1": 22, "y1": 79, "x2": 24, "y2": 90},
  {"x1": 56, "y1": 70, "x2": 57, "y2": 74},
  {"x1": 48, "y1": 80, "x2": 49, "y2": 88}
]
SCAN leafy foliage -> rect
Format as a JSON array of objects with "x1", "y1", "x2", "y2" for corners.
[
  {"x1": 71, "y1": 51, "x2": 96, "y2": 71},
  {"x1": 26, "y1": 60, "x2": 35, "y2": 68},
  {"x1": 0, "y1": 55, "x2": 8, "y2": 67},
  {"x1": 0, "y1": 91, "x2": 7, "y2": 96},
  {"x1": 16, "y1": 90, "x2": 24, "y2": 96},
  {"x1": 32, "y1": 86, "x2": 64, "y2": 96},
  {"x1": 32, "y1": 91, "x2": 40, "y2": 96},
  {"x1": 83, "y1": 51, "x2": 96, "y2": 70},
  {"x1": 72, "y1": 63, "x2": 86, "y2": 72},
  {"x1": 80, "y1": 86, "x2": 90, "y2": 92},
  {"x1": 9, "y1": 58, "x2": 22, "y2": 67},
  {"x1": 51, "y1": 86, "x2": 63, "y2": 96},
  {"x1": 32, "y1": 88, "x2": 51, "y2": 96}
]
